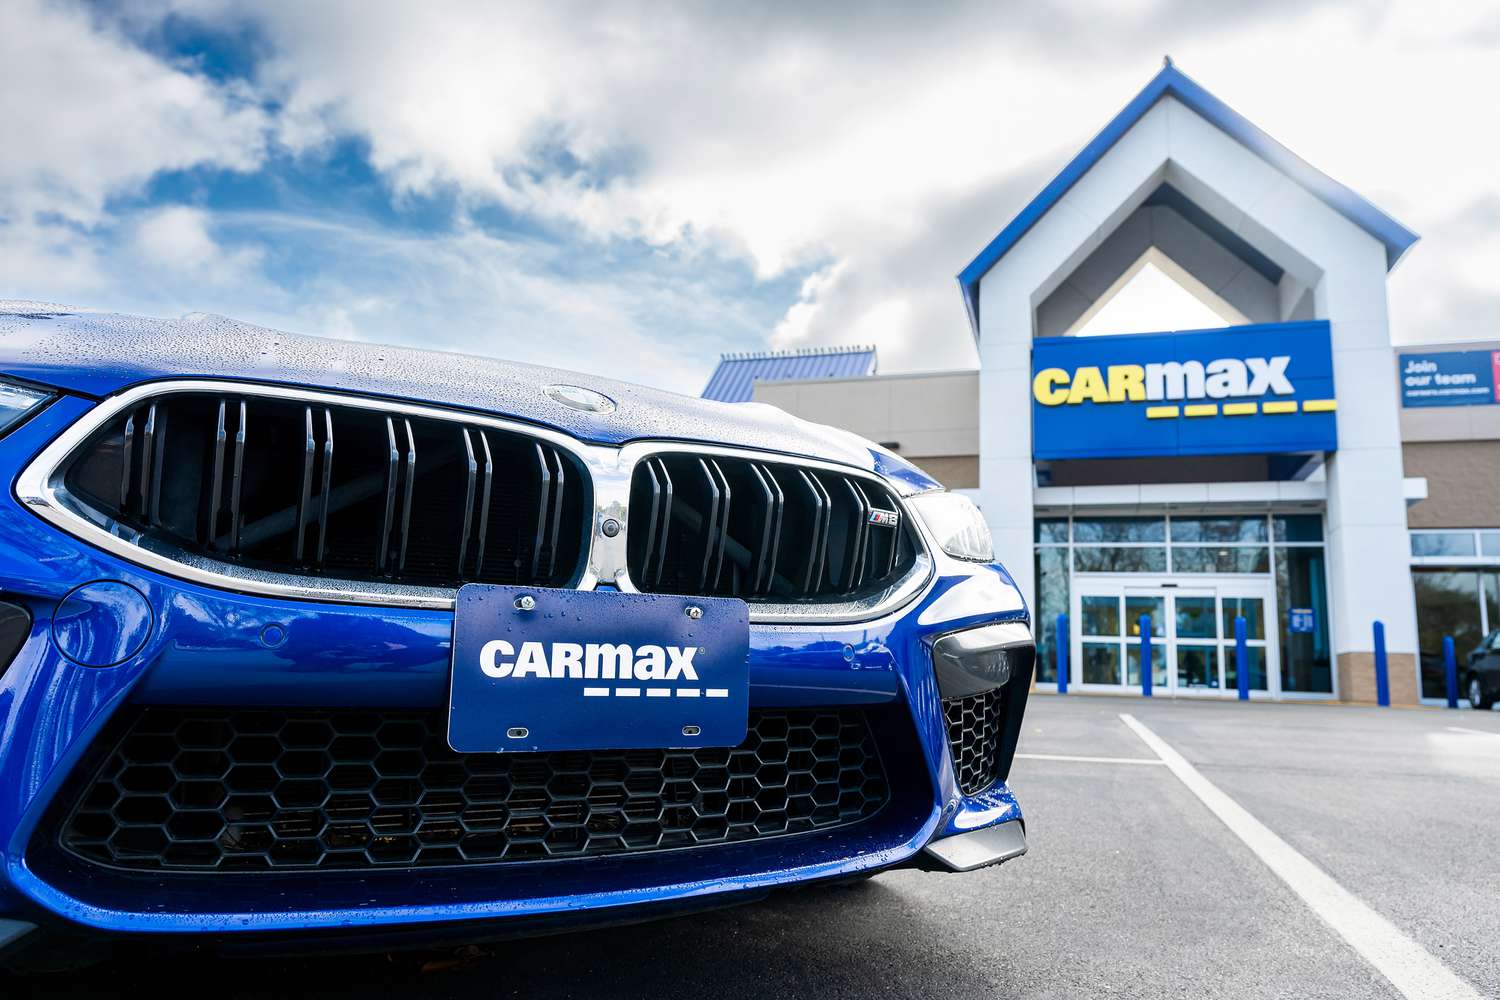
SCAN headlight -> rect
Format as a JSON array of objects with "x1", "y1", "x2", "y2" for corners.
[
  {"x1": 0, "y1": 378, "x2": 51, "y2": 438},
  {"x1": 908, "y1": 492, "x2": 994, "y2": 562}
]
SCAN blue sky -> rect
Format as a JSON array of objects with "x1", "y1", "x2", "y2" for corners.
[{"x1": 2, "y1": 1, "x2": 1498, "y2": 395}]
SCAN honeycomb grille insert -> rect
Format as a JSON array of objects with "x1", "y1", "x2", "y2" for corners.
[
  {"x1": 59, "y1": 708, "x2": 889, "y2": 872},
  {"x1": 943, "y1": 689, "x2": 1002, "y2": 795}
]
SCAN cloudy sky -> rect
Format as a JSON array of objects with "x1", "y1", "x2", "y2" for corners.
[{"x1": 2, "y1": 1, "x2": 1497, "y2": 394}]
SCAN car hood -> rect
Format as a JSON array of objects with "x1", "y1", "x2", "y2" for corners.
[{"x1": 0, "y1": 304, "x2": 939, "y2": 491}]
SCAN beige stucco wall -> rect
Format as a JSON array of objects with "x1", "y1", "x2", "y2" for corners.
[
  {"x1": 1403, "y1": 440, "x2": 1500, "y2": 528},
  {"x1": 753, "y1": 371, "x2": 979, "y2": 480}
]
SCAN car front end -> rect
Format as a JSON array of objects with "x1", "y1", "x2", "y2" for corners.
[{"x1": 0, "y1": 306, "x2": 1032, "y2": 958}]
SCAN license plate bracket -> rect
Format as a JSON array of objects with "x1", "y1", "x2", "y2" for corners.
[{"x1": 448, "y1": 585, "x2": 750, "y2": 753}]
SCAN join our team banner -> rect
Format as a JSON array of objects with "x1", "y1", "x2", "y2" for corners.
[{"x1": 1030, "y1": 321, "x2": 1338, "y2": 460}]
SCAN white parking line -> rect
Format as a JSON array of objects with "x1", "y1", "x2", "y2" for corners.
[
  {"x1": 1014, "y1": 752, "x2": 1165, "y2": 766},
  {"x1": 1119, "y1": 713, "x2": 1481, "y2": 1000},
  {"x1": 1445, "y1": 725, "x2": 1500, "y2": 738}
]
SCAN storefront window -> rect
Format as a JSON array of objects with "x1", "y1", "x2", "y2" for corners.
[
  {"x1": 1033, "y1": 547, "x2": 1068, "y2": 682},
  {"x1": 1273, "y1": 515, "x2": 1323, "y2": 543},
  {"x1": 1074, "y1": 546, "x2": 1166, "y2": 573},
  {"x1": 1073, "y1": 517, "x2": 1164, "y2": 543},
  {"x1": 1411, "y1": 532, "x2": 1477, "y2": 558},
  {"x1": 1171, "y1": 547, "x2": 1270, "y2": 574},
  {"x1": 1412, "y1": 570, "x2": 1486, "y2": 700},
  {"x1": 1275, "y1": 546, "x2": 1332, "y2": 693},
  {"x1": 1170, "y1": 517, "x2": 1267, "y2": 543},
  {"x1": 1034, "y1": 518, "x2": 1069, "y2": 544},
  {"x1": 1483, "y1": 533, "x2": 1500, "y2": 558}
]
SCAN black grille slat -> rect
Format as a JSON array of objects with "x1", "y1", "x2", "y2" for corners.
[
  {"x1": 746, "y1": 464, "x2": 776, "y2": 594},
  {"x1": 639, "y1": 458, "x2": 665, "y2": 587},
  {"x1": 206, "y1": 400, "x2": 227, "y2": 549},
  {"x1": 943, "y1": 689, "x2": 1003, "y2": 795},
  {"x1": 229, "y1": 400, "x2": 246, "y2": 554},
  {"x1": 139, "y1": 403, "x2": 159, "y2": 523},
  {"x1": 841, "y1": 478, "x2": 870, "y2": 594},
  {"x1": 471, "y1": 430, "x2": 494, "y2": 578},
  {"x1": 545, "y1": 446, "x2": 566, "y2": 579},
  {"x1": 63, "y1": 392, "x2": 588, "y2": 591},
  {"x1": 295, "y1": 406, "x2": 315, "y2": 563},
  {"x1": 529, "y1": 443, "x2": 552, "y2": 580},
  {"x1": 60, "y1": 708, "x2": 888, "y2": 872},
  {"x1": 457, "y1": 428, "x2": 479, "y2": 577},
  {"x1": 801, "y1": 471, "x2": 832, "y2": 593},
  {"x1": 119, "y1": 411, "x2": 134, "y2": 508},
  {"x1": 395, "y1": 418, "x2": 416, "y2": 574},
  {"x1": 627, "y1": 455, "x2": 916, "y2": 604},
  {"x1": 315, "y1": 409, "x2": 333, "y2": 566},
  {"x1": 697, "y1": 458, "x2": 728, "y2": 591},
  {"x1": 378, "y1": 416, "x2": 399, "y2": 572}
]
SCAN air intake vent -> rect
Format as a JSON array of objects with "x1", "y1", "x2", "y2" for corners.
[
  {"x1": 626, "y1": 455, "x2": 917, "y2": 603},
  {"x1": 59, "y1": 707, "x2": 889, "y2": 871},
  {"x1": 61, "y1": 392, "x2": 589, "y2": 590},
  {"x1": 943, "y1": 689, "x2": 1003, "y2": 796}
]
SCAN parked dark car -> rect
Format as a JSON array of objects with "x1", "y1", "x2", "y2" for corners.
[{"x1": 1467, "y1": 629, "x2": 1500, "y2": 710}]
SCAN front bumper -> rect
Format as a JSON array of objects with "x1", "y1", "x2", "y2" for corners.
[{"x1": 0, "y1": 397, "x2": 1029, "y2": 939}]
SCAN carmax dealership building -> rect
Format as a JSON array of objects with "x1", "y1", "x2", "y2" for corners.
[{"x1": 705, "y1": 62, "x2": 1500, "y2": 707}]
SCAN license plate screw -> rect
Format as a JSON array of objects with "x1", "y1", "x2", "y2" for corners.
[
  {"x1": 682, "y1": 725, "x2": 701, "y2": 737},
  {"x1": 515, "y1": 595, "x2": 536, "y2": 611},
  {"x1": 507, "y1": 727, "x2": 529, "y2": 739},
  {"x1": 601, "y1": 517, "x2": 620, "y2": 537},
  {"x1": 685, "y1": 606, "x2": 702, "y2": 619}
]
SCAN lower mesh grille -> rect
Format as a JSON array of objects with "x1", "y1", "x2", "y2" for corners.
[
  {"x1": 59, "y1": 707, "x2": 888, "y2": 872},
  {"x1": 943, "y1": 689, "x2": 1003, "y2": 795}
]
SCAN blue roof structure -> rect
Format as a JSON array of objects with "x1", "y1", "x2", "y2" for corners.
[
  {"x1": 957, "y1": 60, "x2": 1420, "y2": 340},
  {"x1": 701, "y1": 345, "x2": 877, "y2": 402}
]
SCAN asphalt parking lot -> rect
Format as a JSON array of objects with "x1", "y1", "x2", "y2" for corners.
[{"x1": 10, "y1": 695, "x2": 1499, "y2": 998}]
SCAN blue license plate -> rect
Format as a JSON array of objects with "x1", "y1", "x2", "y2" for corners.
[{"x1": 448, "y1": 585, "x2": 750, "y2": 753}]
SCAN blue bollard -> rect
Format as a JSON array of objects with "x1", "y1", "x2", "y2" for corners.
[
  {"x1": 1236, "y1": 616, "x2": 1249, "y2": 701},
  {"x1": 1056, "y1": 612, "x2": 1069, "y2": 695},
  {"x1": 1140, "y1": 614, "x2": 1153, "y2": 697},
  {"x1": 1443, "y1": 636, "x2": 1458, "y2": 709},
  {"x1": 1373, "y1": 620, "x2": 1390, "y2": 707}
]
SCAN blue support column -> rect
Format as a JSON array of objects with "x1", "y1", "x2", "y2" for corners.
[
  {"x1": 1056, "y1": 613, "x2": 1069, "y2": 695},
  {"x1": 1373, "y1": 620, "x2": 1390, "y2": 708},
  {"x1": 1140, "y1": 615, "x2": 1153, "y2": 697},
  {"x1": 1443, "y1": 636, "x2": 1458, "y2": 709},
  {"x1": 1236, "y1": 616, "x2": 1249, "y2": 701}
]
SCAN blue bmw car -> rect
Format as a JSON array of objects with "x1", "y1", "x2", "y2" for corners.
[{"x1": 0, "y1": 304, "x2": 1032, "y2": 960}]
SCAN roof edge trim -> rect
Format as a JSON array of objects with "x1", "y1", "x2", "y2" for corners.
[{"x1": 958, "y1": 63, "x2": 1420, "y2": 340}]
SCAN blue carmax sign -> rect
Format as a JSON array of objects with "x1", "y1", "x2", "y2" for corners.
[
  {"x1": 1031, "y1": 321, "x2": 1337, "y2": 460},
  {"x1": 1398, "y1": 349, "x2": 1499, "y2": 408}
]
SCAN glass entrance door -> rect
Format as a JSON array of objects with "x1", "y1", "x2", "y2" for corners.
[{"x1": 1072, "y1": 579, "x2": 1278, "y2": 696}]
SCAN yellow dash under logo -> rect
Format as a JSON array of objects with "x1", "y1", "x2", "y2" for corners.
[
  {"x1": 1145, "y1": 405, "x2": 1179, "y2": 419},
  {"x1": 1301, "y1": 399, "x2": 1337, "y2": 413},
  {"x1": 1222, "y1": 402, "x2": 1258, "y2": 416},
  {"x1": 1183, "y1": 404, "x2": 1218, "y2": 417},
  {"x1": 1262, "y1": 400, "x2": 1298, "y2": 414}
]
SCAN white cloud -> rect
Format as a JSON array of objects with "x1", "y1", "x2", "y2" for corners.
[
  {"x1": 0, "y1": 0, "x2": 267, "y2": 226},
  {"x1": 134, "y1": 206, "x2": 264, "y2": 284}
]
